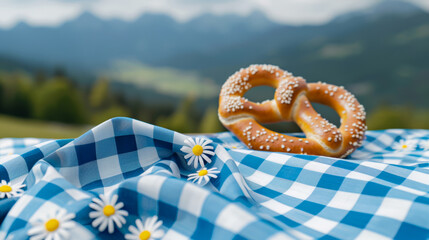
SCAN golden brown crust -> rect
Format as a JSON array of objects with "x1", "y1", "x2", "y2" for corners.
[{"x1": 218, "y1": 64, "x2": 367, "y2": 158}]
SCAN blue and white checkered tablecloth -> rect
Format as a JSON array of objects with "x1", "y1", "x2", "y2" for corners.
[{"x1": 0, "y1": 117, "x2": 428, "y2": 240}]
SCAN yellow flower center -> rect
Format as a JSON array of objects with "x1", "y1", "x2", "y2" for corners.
[
  {"x1": 192, "y1": 145, "x2": 204, "y2": 156},
  {"x1": 402, "y1": 145, "x2": 408, "y2": 149},
  {"x1": 198, "y1": 169, "x2": 208, "y2": 176},
  {"x1": 0, "y1": 185, "x2": 12, "y2": 192},
  {"x1": 139, "y1": 230, "x2": 151, "y2": 240},
  {"x1": 45, "y1": 219, "x2": 60, "y2": 232},
  {"x1": 103, "y1": 205, "x2": 116, "y2": 217}
]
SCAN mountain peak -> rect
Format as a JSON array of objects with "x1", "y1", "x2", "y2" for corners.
[
  {"x1": 188, "y1": 10, "x2": 277, "y2": 32},
  {"x1": 332, "y1": 0, "x2": 423, "y2": 23},
  {"x1": 134, "y1": 13, "x2": 176, "y2": 25},
  {"x1": 247, "y1": 10, "x2": 269, "y2": 19},
  {"x1": 75, "y1": 11, "x2": 101, "y2": 22},
  {"x1": 13, "y1": 21, "x2": 30, "y2": 29},
  {"x1": 62, "y1": 11, "x2": 104, "y2": 28},
  {"x1": 368, "y1": 0, "x2": 423, "y2": 15},
  {"x1": 244, "y1": 10, "x2": 279, "y2": 29}
]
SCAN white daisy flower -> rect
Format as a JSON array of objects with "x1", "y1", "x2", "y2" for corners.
[
  {"x1": 419, "y1": 140, "x2": 429, "y2": 150},
  {"x1": 125, "y1": 216, "x2": 164, "y2": 240},
  {"x1": 0, "y1": 180, "x2": 25, "y2": 199},
  {"x1": 28, "y1": 209, "x2": 76, "y2": 240},
  {"x1": 187, "y1": 167, "x2": 220, "y2": 186},
  {"x1": 89, "y1": 194, "x2": 128, "y2": 234},
  {"x1": 392, "y1": 139, "x2": 417, "y2": 151},
  {"x1": 181, "y1": 137, "x2": 215, "y2": 168}
]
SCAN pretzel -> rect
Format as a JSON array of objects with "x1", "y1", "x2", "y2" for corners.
[{"x1": 218, "y1": 64, "x2": 366, "y2": 158}]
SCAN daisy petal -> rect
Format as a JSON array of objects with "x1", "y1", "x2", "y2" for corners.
[
  {"x1": 56, "y1": 209, "x2": 66, "y2": 219},
  {"x1": 116, "y1": 211, "x2": 128, "y2": 222},
  {"x1": 92, "y1": 216, "x2": 105, "y2": 228},
  {"x1": 112, "y1": 215, "x2": 123, "y2": 228},
  {"x1": 203, "y1": 150, "x2": 215, "y2": 156},
  {"x1": 202, "y1": 139, "x2": 213, "y2": 146},
  {"x1": 153, "y1": 219, "x2": 163, "y2": 230},
  {"x1": 91, "y1": 197, "x2": 104, "y2": 207},
  {"x1": 148, "y1": 216, "x2": 158, "y2": 229},
  {"x1": 89, "y1": 211, "x2": 103, "y2": 219},
  {"x1": 184, "y1": 152, "x2": 194, "y2": 159},
  {"x1": 114, "y1": 201, "x2": 124, "y2": 210},
  {"x1": 27, "y1": 225, "x2": 45, "y2": 235},
  {"x1": 30, "y1": 233, "x2": 48, "y2": 240},
  {"x1": 181, "y1": 146, "x2": 192, "y2": 154},
  {"x1": 188, "y1": 176, "x2": 198, "y2": 181},
  {"x1": 124, "y1": 233, "x2": 136, "y2": 240},
  {"x1": 107, "y1": 218, "x2": 115, "y2": 234},
  {"x1": 89, "y1": 205, "x2": 102, "y2": 214},
  {"x1": 152, "y1": 229, "x2": 165, "y2": 238},
  {"x1": 187, "y1": 138, "x2": 196, "y2": 146},
  {"x1": 136, "y1": 219, "x2": 144, "y2": 231},
  {"x1": 110, "y1": 194, "x2": 118, "y2": 205},
  {"x1": 144, "y1": 217, "x2": 151, "y2": 229},
  {"x1": 202, "y1": 154, "x2": 212, "y2": 164},
  {"x1": 195, "y1": 156, "x2": 202, "y2": 168},
  {"x1": 46, "y1": 234, "x2": 54, "y2": 240},
  {"x1": 203, "y1": 145, "x2": 214, "y2": 150},
  {"x1": 61, "y1": 213, "x2": 76, "y2": 222},
  {"x1": 57, "y1": 228, "x2": 69, "y2": 239},
  {"x1": 187, "y1": 155, "x2": 196, "y2": 166},
  {"x1": 129, "y1": 225, "x2": 140, "y2": 235},
  {"x1": 99, "y1": 194, "x2": 109, "y2": 205}
]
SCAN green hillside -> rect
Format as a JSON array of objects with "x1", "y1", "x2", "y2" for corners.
[
  {"x1": 0, "y1": 114, "x2": 90, "y2": 138},
  {"x1": 104, "y1": 61, "x2": 219, "y2": 99}
]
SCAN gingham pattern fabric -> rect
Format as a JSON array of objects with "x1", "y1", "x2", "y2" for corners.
[{"x1": 0, "y1": 117, "x2": 428, "y2": 240}]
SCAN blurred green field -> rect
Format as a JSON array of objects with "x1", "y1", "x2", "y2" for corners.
[
  {"x1": 106, "y1": 60, "x2": 219, "y2": 98},
  {"x1": 0, "y1": 114, "x2": 91, "y2": 139}
]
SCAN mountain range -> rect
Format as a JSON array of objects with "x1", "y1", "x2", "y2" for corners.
[
  {"x1": 0, "y1": 0, "x2": 428, "y2": 112},
  {"x1": 0, "y1": 10, "x2": 279, "y2": 70}
]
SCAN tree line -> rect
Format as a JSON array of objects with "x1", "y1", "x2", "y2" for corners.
[
  {"x1": 0, "y1": 70, "x2": 427, "y2": 133},
  {"x1": 0, "y1": 70, "x2": 224, "y2": 133}
]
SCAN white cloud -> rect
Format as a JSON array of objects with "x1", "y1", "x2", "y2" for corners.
[
  {"x1": 246, "y1": 0, "x2": 378, "y2": 24},
  {"x1": 87, "y1": 0, "x2": 255, "y2": 22},
  {"x1": 87, "y1": 0, "x2": 379, "y2": 24},
  {"x1": 0, "y1": 0, "x2": 83, "y2": 28},
  {"x1": 411, "y1": 0, "x2": 429, "y2": 10},
  {"x1": 0, "y1": 0, "x2": 427, "y2": 29}
]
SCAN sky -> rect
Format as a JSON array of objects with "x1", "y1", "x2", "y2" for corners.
[{"x1": 0, "y1": 0, "x2": 428, "y2": 29}]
